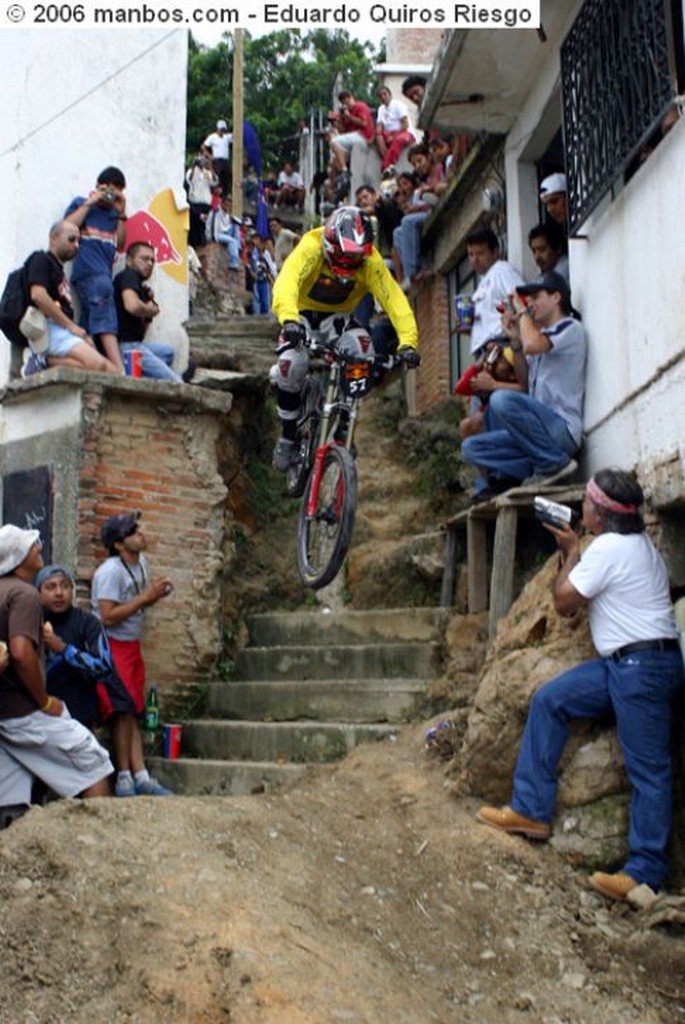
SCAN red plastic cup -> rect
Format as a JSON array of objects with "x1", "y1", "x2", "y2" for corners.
[
  {"x1": 162, "y1": 723, "x2": 182, "y2": 759},
  {"x1": 124, "y1": 349, "x2": 143, "y2": 377}
]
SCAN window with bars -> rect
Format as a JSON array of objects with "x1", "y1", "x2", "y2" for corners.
[{"x1": 560, "y1": 0, "x2": 680, "y2": 234}]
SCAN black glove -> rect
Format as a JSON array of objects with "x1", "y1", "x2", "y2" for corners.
[
  {"x1": 276, "y1": 320, "x2": 307, "y2": 354},
  {"x1": 398, "y1": 346, "x2": 421, "y2": 368}
]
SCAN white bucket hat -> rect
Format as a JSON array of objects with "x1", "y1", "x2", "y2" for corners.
[{"x1": 0, "y1": 525, "x2": 41, "y2": 575}]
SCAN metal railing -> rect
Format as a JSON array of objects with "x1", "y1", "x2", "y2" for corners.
[{"x1": 561, "y1": 0, "x2": 676, "y2": 233}]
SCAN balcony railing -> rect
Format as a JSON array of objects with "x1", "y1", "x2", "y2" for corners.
[{"x1": 561, "y1": 0, "x2": 676, "y2": 233}]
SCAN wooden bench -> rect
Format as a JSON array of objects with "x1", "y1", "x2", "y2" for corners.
[{"x1": 440, "y1": 484, "x2": 586, "y2": 638}]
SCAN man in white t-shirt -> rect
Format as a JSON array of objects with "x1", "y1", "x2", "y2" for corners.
[
  {"x1": 203, "y1": 119, "x2": 232, "y2": 193},
  {"x1": 465, "y1": 228, "x2": 525, "y2": 356},
  {"x1": 477, "y1": 469, "x2": 684, "y2": 902},
  {"x1": 273, "y1": 162, "x2": 305, "y2": 210}
]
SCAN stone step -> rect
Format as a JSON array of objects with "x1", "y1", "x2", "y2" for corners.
[
  {"x1": 245, "y1": 608, "x2": 447, "y2": 647},
  {"x1": 180, "y1": 719, "x2": 398, "y2": 763},
  {"x1": 205, "y1": 677, "x2": 425, "y2": 723},
  {"x1": 147, "y1": 756, "x2": 312, "y2": 797},
  {"x1": 234, "y1": 642, "x2": 440, "y2": 682}
]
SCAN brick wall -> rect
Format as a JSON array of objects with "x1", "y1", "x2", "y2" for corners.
[
  {"x1": 76, "y1": 381, "x2": 235, "y2": 700},
  {"x1": 414, "y1": 274, "x2": 452, "y2": 415},
  {"x1": 385, "y1": 29, "x2": 443, "y2": 66}
]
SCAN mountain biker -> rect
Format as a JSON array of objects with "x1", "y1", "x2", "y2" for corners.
[{"x1": 270, "y1": 206, "x2": 421, "y2": 472}]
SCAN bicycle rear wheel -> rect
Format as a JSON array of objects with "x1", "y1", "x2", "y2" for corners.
[
  {"x1": 285, "y1": 376, "x2": 323, "y2": 499},
  {"x1": 296, "y1": 445, "x2": 357, "y2": 589}
]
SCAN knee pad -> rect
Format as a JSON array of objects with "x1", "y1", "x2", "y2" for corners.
[{"x1": 272, "y1": 346, "x2": 309, "y2": 394}]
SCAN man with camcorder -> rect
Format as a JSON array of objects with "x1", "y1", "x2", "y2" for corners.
[{"x1": 477, "y1": 469, "x2": 684, "y2": 903}]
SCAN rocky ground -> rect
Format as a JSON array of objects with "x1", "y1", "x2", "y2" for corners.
[{"x1": 1, "y1": 381, "x2": 684, "y2": 1023}]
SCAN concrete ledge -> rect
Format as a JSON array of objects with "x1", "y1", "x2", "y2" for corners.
[
  {"x1": 147, "y1": 756, "x2": 313, "y2": 796},
  {"x1": 1, "y1": 365, "x2": 233, "y2": 414}
]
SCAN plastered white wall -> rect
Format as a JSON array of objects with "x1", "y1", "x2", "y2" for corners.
[
  {"x1": 503, "y1": 45, "x2": 685, "y2": 481},
  {"x1": 0, "y1": 28, "x2": 189, "y2": 387}
]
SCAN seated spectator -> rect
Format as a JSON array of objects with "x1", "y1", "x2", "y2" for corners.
[
  {"x1": 243, "y1": 164, "x2": 260, "y2": 205},
  {"x1": 528, "y1": 222, "x2": 569, "y2": 284},
  {"x1": 461, "y1": 271, "x2": 586, "y2": 495},
  {"x1": 330, "y1": 90, "x2": 374, "y2": 174},
  {"x1": 269, "y1": 217, "x2": 300, "y2": 272},
  {"x1": 185, "y1": 156, "x2": 218, "y2": 248},
  {"x1": 374, "y1": 85, "x2": 416, "y2": 172},
  {"x1": 428, "y1": 134, "x2": 454, "y2": 177},
  {"x1": 455, "y1": 341, "x2": 522, "y2": 442},
  {"x1": 274, "y1": 162, "x2": 306, "y2": 210},
  {"x1": 466, "y1": 228, "x2": 525, "y2": 357},
  {"x1": 392, "y1": 144, "x2": 446, "y2": 290},
  {"x1": 64, "y1": 166, "x2": 128, "y2": 373},
  {"x1": 477, "y1": 468, "x2": 684, "y2": 903},
  {"x1": 113, "y1": 243, "x2": 183, "y2": 382},
  {"x1": 206, "y1": 195, "x2": 242, "y2": 271},
  {"x1": 539, "y1": 172, "x2": 568, "y2": 227},
  {"x1": 23, "y1": 221, "x2": 120, "y2": 377},
  {"x1": 37, "y1": 564, "x2": 135, "y2": 732},
  {"x1": 0, "y1": 526, "x2": 113, "y2": 826},
  {"x1": 262, "y1": 169, "x2": 279, "y2": 206}
]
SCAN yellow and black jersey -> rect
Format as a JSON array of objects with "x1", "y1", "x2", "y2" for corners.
[{"x1": 272, "y1": 228, "x2": 419, "y2": 351}]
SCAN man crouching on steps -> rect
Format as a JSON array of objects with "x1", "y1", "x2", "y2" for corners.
[{"x1": 476, "y1": 469, "x2": 684, "y2": 902}]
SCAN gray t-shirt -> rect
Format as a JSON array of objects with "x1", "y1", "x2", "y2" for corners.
[
  {"x1": 91, "y1": 554, "x2": 150, "y2": 641},
  {"x1": 527, "y1": 317, "x2": 587, "y2": 446}
]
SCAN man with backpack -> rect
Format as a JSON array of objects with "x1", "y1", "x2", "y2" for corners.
[{"x1": 21, "y1": 221, "x2": 120, "y2": 376}]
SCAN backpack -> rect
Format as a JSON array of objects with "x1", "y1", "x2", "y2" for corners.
[{"x1": 0, "y1": 262, "x2": 30, "y2": 347}]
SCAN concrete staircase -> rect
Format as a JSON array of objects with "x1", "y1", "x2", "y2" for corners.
[{"x1": 150, "y1": 607, "x2": 447, "y2": 796}]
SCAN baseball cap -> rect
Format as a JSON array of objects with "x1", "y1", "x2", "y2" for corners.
[
  {"x1": 35, "y1": 564, "x2": 76, "y2": 589},
  {"x1": 0, "y1": 525, "x2": 41, "y2": 576},
  {"x1": 217, "y1": 119, "x2": 228, "y2": 130},
  {"x1": 539, "y1": 173, "x2": 567, "y2": 198},
  {"x1": 517, "y1": 271, "x2": 571, "y2": 309},
  {"x1": 101, "y1": 511, "x2": 140, "y2": 550}
]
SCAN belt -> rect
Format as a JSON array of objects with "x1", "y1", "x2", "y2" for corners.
[{"x1": 610, "y1": 638, "x2": 680, "y2": 662}]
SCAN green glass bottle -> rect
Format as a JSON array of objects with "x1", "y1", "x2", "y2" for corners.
[{"x1": 144, "y1": 684, "x2": 159, "y2": 732}]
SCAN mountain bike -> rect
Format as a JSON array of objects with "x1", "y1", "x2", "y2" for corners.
[{"x1": 283, "y1": 316, "x2": 401, "y2": 590}]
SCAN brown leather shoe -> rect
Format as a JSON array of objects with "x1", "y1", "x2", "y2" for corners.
[
  {"x1": 476, "y1": 805, "x2": 551, "y2": 841},
  {"x1": 588, "y1": 871, "x2": 638, "y2": 902}
]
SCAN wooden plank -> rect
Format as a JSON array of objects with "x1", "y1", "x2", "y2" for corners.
[
  {"x1": 488, "y1": 506, "x2": 518, "y2": 639},
  {"x1": 439, "y1": 530, "x2": 458, "y2": 608},
  {"x1": 467, "y1": 516, "x2": 488, "y2": 613}
]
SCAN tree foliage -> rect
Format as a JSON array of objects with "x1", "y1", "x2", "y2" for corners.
[{"x1": 187, "y1": 30, "x2": 382, "y2": 171}]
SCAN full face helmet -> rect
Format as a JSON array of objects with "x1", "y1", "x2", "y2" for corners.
[{"x1": 321, "y1": 206, "x2": 374, "y2": 278}]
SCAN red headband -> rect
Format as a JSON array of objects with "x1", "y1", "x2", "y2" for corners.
[{"x1": 586, "y1": 477, "x2": 639, "y2": 515}]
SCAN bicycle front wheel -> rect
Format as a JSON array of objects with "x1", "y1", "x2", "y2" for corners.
[{"x1": 296, "y1": 445, "x2": 357, "y2": 589}]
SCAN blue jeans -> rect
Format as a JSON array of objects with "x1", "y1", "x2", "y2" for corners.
[
  {"x1": 393, "y1": 212, "x2": 429, "y2": 280},
  {"x1": 461, "y1": 390, "x2": 577, "y2": 482},
  {"x1": 217, "y1": 231, "x2": 241, "y2": 270},
  {"x1": 252, "y1": 279, "x2": 271, "y2": 315},
  {"x1": 511, "y1": 649, "x2": 684, "y2": 888},
  {"x1": 73, "y1": 273, "x2": 118, "y2": 336},
  {"x1": 119, "y1": 341, "x2": 182, "y2": 382}
]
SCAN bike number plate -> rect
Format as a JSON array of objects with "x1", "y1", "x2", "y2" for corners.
[{"x1": 342, "y1": 365, "x2": 372, "y2": 398}]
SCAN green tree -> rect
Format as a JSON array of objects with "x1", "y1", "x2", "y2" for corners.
[{"x1": 186, "y1": 30, "x2": 381, "y2": 171}]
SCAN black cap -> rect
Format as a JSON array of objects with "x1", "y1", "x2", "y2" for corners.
[
  {"x1": 517, "y1": 271, "x2": 571, "y2": 311},
  {"x1": 101, "y1": 511, "x2": 140, "y2": 550}
]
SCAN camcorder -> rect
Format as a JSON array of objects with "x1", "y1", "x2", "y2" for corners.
[{"x1": 533, "y1": 496, "x2": 579, "y2": 529}]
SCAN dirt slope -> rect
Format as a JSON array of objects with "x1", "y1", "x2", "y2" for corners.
[
  {"x1": 2, "y1": 724, "x2": 684, "y2": 1024},
  {"x1": 2, "y1": 387, "x2": 684, "y2": 1022}
]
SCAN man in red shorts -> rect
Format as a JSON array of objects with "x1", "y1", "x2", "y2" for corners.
[{"x1": 91, "y1": 512, "x2": 173, "y2": 796}]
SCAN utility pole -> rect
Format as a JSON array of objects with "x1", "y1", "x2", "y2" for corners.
[{"x1": 231, "y1": 28, "x2": 244, "y2": 220}]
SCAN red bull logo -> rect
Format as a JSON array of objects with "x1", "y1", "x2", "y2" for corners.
[{"x1": 125, "y1": 211, "x2": 181, "y2": 266}]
